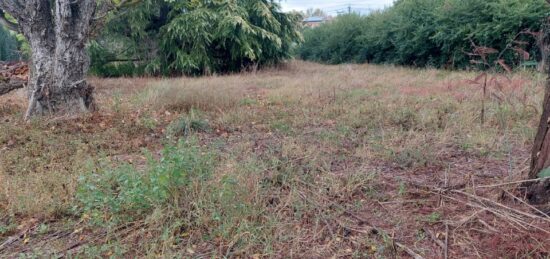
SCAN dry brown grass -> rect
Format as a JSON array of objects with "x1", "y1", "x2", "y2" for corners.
[
  {"x1": 0, "y1": 61, "x2": 548, "y2": 258},
  {"x1": 138, "y1": 76, "x2": 248, "y2": 112}
]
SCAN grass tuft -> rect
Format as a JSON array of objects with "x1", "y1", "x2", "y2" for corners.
[{"x1": 75, "y1": 139, "x2": 216, "y2": 225}]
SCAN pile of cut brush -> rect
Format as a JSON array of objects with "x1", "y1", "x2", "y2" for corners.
[{"x1": 0, "y1": 61, "x2": 28, "y2": 96}]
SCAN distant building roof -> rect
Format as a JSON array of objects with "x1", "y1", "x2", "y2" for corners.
[{"x1": 303, "y1": 16, "x2": 325, "y2": 23}]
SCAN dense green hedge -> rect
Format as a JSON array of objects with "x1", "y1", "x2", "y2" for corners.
[{"x1": 297, "y1": 0, "x2": 550, "y2": 69}]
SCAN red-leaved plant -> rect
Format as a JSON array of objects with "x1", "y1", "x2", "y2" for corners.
[{"x1": 466, "y1": 30, "x2": 537, "y2": 124}]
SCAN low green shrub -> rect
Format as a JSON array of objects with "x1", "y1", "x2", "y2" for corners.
[
  {"x1": 166, "y1": 115, "x2": 210, "y2": 138},
  {"x1": 75, "y1": 140, "x2": 216, "y2": 224}
]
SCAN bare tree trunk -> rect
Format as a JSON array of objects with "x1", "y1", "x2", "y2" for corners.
[
  {"x1": 25, "y1": 0, "x2": 96, "y2": 118},
  {"x1": 0, "y1": 0, "x2": 97, "y2": 119},
  {"x1": 528, "y1": 79, "x2": 550, "y2": 206},
  {"x1": 528, "y1": 17, "x2": 550, "y2": 210}
]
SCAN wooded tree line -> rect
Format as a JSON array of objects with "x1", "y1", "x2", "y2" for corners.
[
  {"x1": 297, "y1": 0, "x2": 550, "y2": 70},
  {"x1": 89, "y1": 0, "x2": 302, "y2": 76}
]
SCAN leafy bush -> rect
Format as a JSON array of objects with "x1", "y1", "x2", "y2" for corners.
[
  {"x1": 75, "y1": 140, "x2": 216, "y2": 224},
  {"x1": 0, "y1": 26, "x2": 19, "y2": 61},
  {"x1": 90, "y1": 0, "x2": 302, "y2": 76},
  {"x1": 297, "y1": 0, "x2": 550, "y2": 69},
  {"x1": 299, "y1": 14, "x2": 368, "y2": 64}
]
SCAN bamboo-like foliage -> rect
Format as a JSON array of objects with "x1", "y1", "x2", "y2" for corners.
[{"x1": 90, "y1": 0, "x2": 302, "y2": 76}]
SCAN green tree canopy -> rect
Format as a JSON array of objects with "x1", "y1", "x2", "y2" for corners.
[
  {"x1": 90, "y1": 0, "x2": 302, "y2": 76},
  {"x1": 0, "y1": 25, "x2": 19, "y2": 61}
]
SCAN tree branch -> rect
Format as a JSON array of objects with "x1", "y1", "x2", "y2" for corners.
[
  {"x1": 93, "y1": 0, "x2": 141, "y2": 21},
  {"x1": 0, "y1": 62, "x2": 28, "y2": 96},
  {"x1": 0, "y1": 78, "x2": 25, "y2": 96},
  {"x1": 103, "y1": 58, "x2": 144, "y2": 63}
]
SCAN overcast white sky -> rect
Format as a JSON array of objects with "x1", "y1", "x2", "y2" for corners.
[{"x1": 279, "y1": 0, "x2": 395, "y2": 13}]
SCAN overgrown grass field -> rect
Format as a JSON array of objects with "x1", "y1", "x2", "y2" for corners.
[{"x1": 1, "y1": 61, "x2": 549, "y2": 257}]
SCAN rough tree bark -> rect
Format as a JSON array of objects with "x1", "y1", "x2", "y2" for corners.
[
  {"x1": 0, "y1": 0, "x2": 122, "y2": 118},
  {"x1": 528, "y1": 16, "x2": 550, "y2": 209}
]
